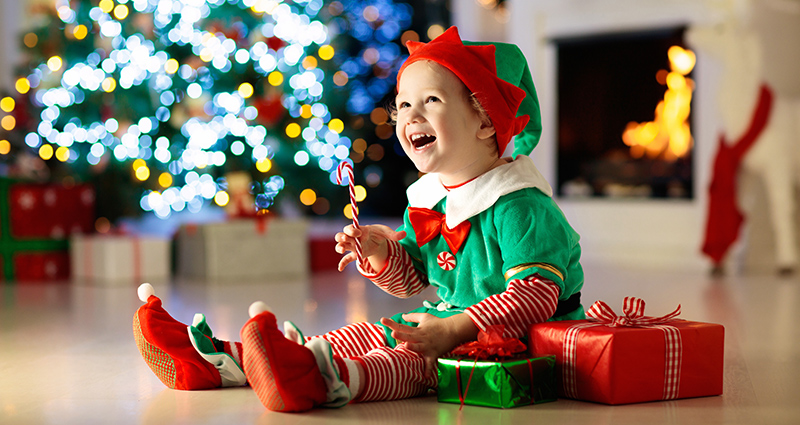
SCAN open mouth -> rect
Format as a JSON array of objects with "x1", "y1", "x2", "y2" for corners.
[{"x1": 410, "y1": 133, "x2": 436, "y2": 150}]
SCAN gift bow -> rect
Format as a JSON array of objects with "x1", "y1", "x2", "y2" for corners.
[
  {"x1": 451, "y1": 325, "x2": 526, "y2": 359},
  {"x1": 449, "y1": 325, "x2": 527, "y2": 410},
  {"x1": 586, "y1": 297, "x2": 681, "y2": 327}
]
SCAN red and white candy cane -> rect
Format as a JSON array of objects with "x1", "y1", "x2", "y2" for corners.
[{"x1": 336, "y1": 161, "x2": 363, "y2": 266}]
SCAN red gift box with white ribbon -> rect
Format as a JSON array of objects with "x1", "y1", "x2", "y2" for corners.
[{"x1": 529, "y1": 297, "x2": 724, "y2": 405}]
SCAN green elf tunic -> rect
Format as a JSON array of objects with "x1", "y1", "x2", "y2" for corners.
[{"x1": 380, "y1": 155, "x2": 585, "y2": 346}]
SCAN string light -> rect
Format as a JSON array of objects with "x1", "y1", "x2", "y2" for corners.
[{"x1": 14, "y1": 0, "x2": 412, "y2": 219}]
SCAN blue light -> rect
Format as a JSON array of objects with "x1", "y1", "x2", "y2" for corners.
[{"x1": 231, "y1": 140, "x2": 245, "y2": 155}]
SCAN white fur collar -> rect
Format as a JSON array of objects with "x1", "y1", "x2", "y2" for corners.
[{"x1": 406, "y1": 155, "x2": 553, "y2": 228}]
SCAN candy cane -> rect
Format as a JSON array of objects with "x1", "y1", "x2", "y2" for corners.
[{"x1": 336, "y1": 161, "x2": 363, "y2": 266}]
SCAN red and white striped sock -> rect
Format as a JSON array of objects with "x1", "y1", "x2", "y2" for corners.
[
  {"x1": 350, "y1": 343, "x2": 435, "y2": 402},
  {"x1": 333, "y1": 356, "x2": 362, "y2": 399},
  {"x1": 310, "y1": 322, "x2": 389, "y2": 358}
]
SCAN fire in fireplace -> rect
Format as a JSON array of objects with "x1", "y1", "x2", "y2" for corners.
[{"x1": 556, "y1": 27, "x2": 694, "y2": 199}]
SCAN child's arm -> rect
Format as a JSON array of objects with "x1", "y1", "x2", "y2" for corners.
[{"x1": 464, "y1": 274, "x2": 560, "y2": 338}]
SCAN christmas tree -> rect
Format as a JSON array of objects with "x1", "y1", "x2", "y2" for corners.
[{"x1": 0, "y1": 0, "x2": 441, "y2": 224}]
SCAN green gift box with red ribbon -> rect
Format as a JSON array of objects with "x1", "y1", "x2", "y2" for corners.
[
  {"x1": 436, "y1": 325, "x2": 557, "y2": 408},
  {"x1": 437, "y1": 354, "x2": 557, "y2": 408}
]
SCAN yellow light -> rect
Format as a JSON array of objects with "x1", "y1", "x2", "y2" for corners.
[
  {"x1": 328, "y1": 118, "x2": 344, "y2": 134},
  {"x1": 333, "y1": 71, "x2": 349, "y2": 87},
  {"x1": 354, "y1": 185, "x2": 367, "y2": 202},
  {"x1": 256, "y1": 159, "x2": 272, "y2": 173},
  {"x1": 55, "y1": 146, "x2": 70, "y2": 162},
  {"x1": 99, "y1": 0, "x2": 114, "y2": 13},
  {"x1": 164, "y1": 59, "x2": 179, "y2": 74},
  {"x1": 301, "y1": 104, "x2": 313, "y2": 119},
  {"x1": 285, "y1": 123, "x2": 301, "y2": 138},
  {"x1": 427, "y1": 24, "x2": 445, "y2": 41},
  {"x1": 39, "y1": 144, "x2": 54, "y2": 160},
  {"x1": 135, "y1": 165, "x2": 150, "y2": 181},
  {"x1": 668, "y1": 46, "x2": 696, "y2": 76},
  {"x1": 199, "y1": 48, "x2": 214, "y2": 63},
  {"x1": 23, "y1": 33, "x2": 38, "y2": 48},
  {"x1": 47, "y1": 56, "x2": 63, "y2": 72},
  {"x1": 15, "y1": 78, "x2": 30, "y2": 94},
  {"x1": 344, "y1": 204, "x2": 357, "y2": 220},
  {"x1": 102, "y1": 77, "x2": 116, "y2": 92},
  {"x1": 132, "y1": 159, "x2": 145, "y2": 170},
  {"x1": 113, "y1": 4, "x2": 129, "y2": 20},
  {"x1": 1, "y1": 116, "x2": 15, "y2": 131},
  {"x1": 0, "y1": 97, "x2": 14, "y2": 113},
  {"x1": 299, "y1": 188, "x2": 317, "y2": 206},
  {"x1": 318, "y1": 45, "x2": 334, "y2": 60},
  {"x1": 238, "y1": 82, "x2": 254, "y2": 98},
  {"x1": 73, "y1": 25, "x2": 88, "y2": 40},
  {"x1": 214, "y1": 191, "x2": 230, "y2": 207},
  {"x1": 0, "y1": 140, "x2": 10, "y2": 155},
  {"x1": 268, "y1": 71, "x2": 284, "y2": 86},
  {"x1": 158, "y1": 172, "x2": 173, "y2": 188},
  {"x1": 302, "y1": 56, "x2": 318, "y2": 69}
]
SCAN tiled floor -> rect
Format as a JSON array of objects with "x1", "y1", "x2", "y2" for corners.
[{"x1": 2, "y1": 261, "x2": 799, "y2": 424}]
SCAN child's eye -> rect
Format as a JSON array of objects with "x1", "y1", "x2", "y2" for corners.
[
  {"x1": 426, "y1": 96, "x2": 440, "y2": 103},
  {"x1": 398, "y1": 101, "x2": 410, "y2": 109}
]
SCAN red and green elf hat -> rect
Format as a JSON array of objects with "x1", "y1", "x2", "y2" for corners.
[{"x1": 398, "y1": 26, "x2": 542, "y2": 157}]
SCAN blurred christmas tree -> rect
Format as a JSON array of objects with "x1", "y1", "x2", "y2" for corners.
[{"x1": 0, "y1": 0, "x2": 433, "y2": 224}]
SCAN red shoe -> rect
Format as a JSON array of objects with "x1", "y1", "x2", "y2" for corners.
[
  {"x1": 133, "y1": 283, "x2": 222, "y2": 390},
  {"x1": 241, "y1": 302, "x2": 328, "y2": 412}
]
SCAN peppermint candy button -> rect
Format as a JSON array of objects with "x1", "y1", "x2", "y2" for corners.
[{"x1": 437, "y1": 251, "x2": 456, "y2": 271}]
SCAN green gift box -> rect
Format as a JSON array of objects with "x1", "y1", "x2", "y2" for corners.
[{"x1": 437, "y1": 355, "x2": 557, "y2": 408}]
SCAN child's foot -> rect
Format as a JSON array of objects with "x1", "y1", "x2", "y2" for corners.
[
  {"x1": 133, "y1": 283, "x2": 245, "y2": 390},
  {"x1": 241, "y1": 302, "x2": 351, "y2": 412}
]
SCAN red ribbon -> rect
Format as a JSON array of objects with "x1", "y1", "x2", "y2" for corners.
[
  {"x1": 451, "y1": 325, "x2": 527, "y2": 359},
  {"x1": 450, "y1": 325, "x2": 526, "y2": 410},
  {"x1": 586, "y1": 297, "x2": 681, "y2": 327},
  {"x1": 408, "y1": 207, "x2": 470, "y2": 254}
]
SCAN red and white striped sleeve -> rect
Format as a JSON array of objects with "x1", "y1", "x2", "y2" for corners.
[
  {"x1": 465, "y1": 274, "x2": 560, "y2": 339},
  {"x1": 358, "y1": 239, "x2": 429, "y2": 298}
]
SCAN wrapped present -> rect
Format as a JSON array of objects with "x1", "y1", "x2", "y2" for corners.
[
  {"x1": 0, "y1": 178, "x2": 94, "y2": 282},
  {"x1": 70, "y1": 234, "x2": 171, "y2": 284},
  {"x1": 437, "y1": 326, "x2": 557, "y2": 409},
  {"x1": 176, "y1": 217, "x2": 309, "y2": 282},
  {"x1": 529, "y1": 297, "x2": 724, "y2": 405}
]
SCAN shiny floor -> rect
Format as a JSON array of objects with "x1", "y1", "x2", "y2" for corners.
[{"x1": 2, "y1": 261, "x2": 799, "y2": 425}]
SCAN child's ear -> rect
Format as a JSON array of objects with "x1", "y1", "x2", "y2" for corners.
[{"x1": 476, "y1": 122, "x2": 496, "y2": 140}]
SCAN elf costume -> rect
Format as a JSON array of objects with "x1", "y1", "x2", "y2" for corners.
[{"x1": 132, "y1": 26, "x2": 584, "y2": 413}]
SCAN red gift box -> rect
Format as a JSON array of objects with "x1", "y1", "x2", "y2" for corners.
[
  {"x1": 1, "y1": 179, "x2": 93, "y2": 281},
  {"x1": 8, "y1": 183, "x2": 95, "y2": 239},
  {"x1": 529, "y1": 297, "x2": 724, "y2": 405}
]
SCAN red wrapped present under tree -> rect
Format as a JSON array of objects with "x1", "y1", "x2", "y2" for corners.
[
  {"x1": 0, "y1": 178, "x2": 95, "y2": 282},
  {"x1": 529, "y1": 297, "x2": 724, "y2": 405}
]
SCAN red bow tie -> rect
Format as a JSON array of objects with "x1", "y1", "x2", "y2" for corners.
[{"x1": 408, "y1": 207, "x2": 471, "y2": 254}]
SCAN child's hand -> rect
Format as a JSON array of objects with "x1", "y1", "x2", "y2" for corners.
[
  {"x1": 380, "y1": 313, "x2": 478, "y2": 379},
  {"x1": 335, "y1": 224, "x2": 406, "y2": 272}
]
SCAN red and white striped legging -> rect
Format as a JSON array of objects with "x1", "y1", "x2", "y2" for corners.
[{"x1": 308, "y1": 322, "x2": 435, "y2": 402}]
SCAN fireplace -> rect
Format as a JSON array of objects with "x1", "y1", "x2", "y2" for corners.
[{"x1": 555, "y1": 27, "x2": 694, "y2": 199}]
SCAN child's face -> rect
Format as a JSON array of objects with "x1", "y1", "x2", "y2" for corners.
[{"x1": 395, "y1": 61, "x2": 495, "y2": 185}]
